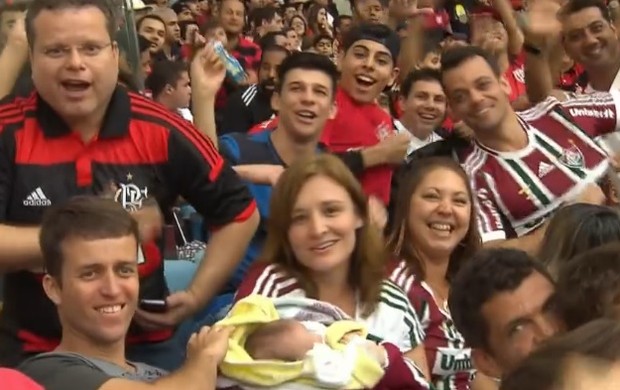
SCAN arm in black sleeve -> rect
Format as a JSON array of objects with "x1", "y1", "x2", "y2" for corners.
[
  {"x1": 164, "y1": 124, "x2": 255, "y2": 228},
  {"x1": 220, "y1": 89, "x2": 255, "y2": 135},
  {"x1": 0, "y1": 127, "x2": 14, "y2": 221},
  {"x1": 332, "y1": 150, "x2": 365, "y2": 177}
]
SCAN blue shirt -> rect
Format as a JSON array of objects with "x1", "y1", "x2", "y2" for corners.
[{"x1": 219, "y1": 130, "x2": 322, "y2": 289}]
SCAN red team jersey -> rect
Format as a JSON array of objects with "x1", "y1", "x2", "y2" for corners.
[
  {"x1": 462, "y1": 92, "x2": 619, "y2": 242},
  {"x1": 388, "y1": 260, "x2": 473, "y2": 390},
  {"x1": 248, "y1": 89, "x2": 396, "y2": 204},
  {"x1": 505, "y1": 52, "x2": 526, "y2": 103},
  {"x1": 320, "y1": 88, "x2": 396, "y2": 204}
]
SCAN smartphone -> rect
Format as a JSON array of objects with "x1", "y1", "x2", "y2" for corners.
[{"x1": 139, "y1": 299, "x2": 168, "y2": 313}]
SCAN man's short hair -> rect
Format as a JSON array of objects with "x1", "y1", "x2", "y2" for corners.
[
  {"x1": 145, "y1": 60, "x2": 188, "y2": 99},
  {"x1": 557, "y1": 243, "x2": 620, "y2": 330},
  {"x1": 440, "y1": 45, "x2": 502, "y2": 82},
  {"x1": 334, "y1": 14, "x2": 352, "y2": 30},
  {"x1": 501, "y1": 318, "x2": 620, "y2": 390},
  {"x1": 26, "y1": 0, "x2": 118, "y2": 49},
  {"x1": 40, "y1": 196, "x2": 139, "y2": 282},
  {"x1": 276, "y1": 51, "x2": 339, "y2": 96},
  {"x1": 559, "y1": 0, "x2": 611, "y2": 22},
  {"x1": 251, "y1": 6, "x2": 280, "y2": 27},
  {"x1": 260, "y1": 43, "x2": 290, "y2": 65},
  {"x1": 258, "y1": 31, "x2": 286, "y2": 50},
  {"x1": 137, "y1": 13, "x2": 167, "y2": 31},
  {"x1": 313, "y1": 33, "x2": 333, "y2": 46},
  {"x1": 400, "y1": 68, "x2": 442, "y2": 98},
  {"x1": 342, "y1": 23, "x2": 400, "y2": 64},
  {"x1": 449, "y1": 248, "x2": 553, "y2": 350}
]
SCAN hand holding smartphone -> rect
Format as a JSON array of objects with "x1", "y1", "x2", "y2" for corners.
[{"x1": 139, "y1": 299, "x2": 168, "y2": 313}]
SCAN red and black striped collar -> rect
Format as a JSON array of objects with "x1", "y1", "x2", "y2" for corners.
[{"x1": 35, "y1": 85, "x2": 132, "y2": 139}]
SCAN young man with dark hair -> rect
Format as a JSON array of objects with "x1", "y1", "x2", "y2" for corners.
[
  {"x1": 217, "y1": 51, "x2": 339, "y2": 291},
  {"x1": 349, "y1": 0, "x2": 389, "y2": 25},
  {"x1": 449, "y1": 248, "x2": 562, "y2": 379},
  {"x1": 136, "y1": 14, "x2": 167, "y2": 55},
  {"x1": 319, "y1": 23, "x2": 408, "y2": 205},
  {"x1": 0, "y1": 3, "x2": 27, "y2": 50},
  {"x1": 556, "y1": 242, "x2": 620, "y2": 330},
  {"x1": 441, "y1": 45, "x2": 619, "y2": 254},
  {"x1": 0, "y1": 0, "x2": 259, "y2": 369},
  {"x1": 152, "y1": 7, "x2": 182, "y2": 60},
  {"x1": 18, "y1": 197, "x2": 232, "y2": 390},
  {"x1": 396, "y1": 68, "x2": 446, "y2": 155},
  {"x1": 221, "y1": 44, "x2": 289, "y2": 133},
  {"x1": 257, "y1": 31, "x2": 287, "y2": 50},
  {"x1": 312, "y1": 34, "x2": 334, "y2": 57},
  {"x1": 244, "y1": 23, "x2": 411, "y2": 205},
  {"x1": 145, "y1": 60, "x2": 192, "y2": 120}
]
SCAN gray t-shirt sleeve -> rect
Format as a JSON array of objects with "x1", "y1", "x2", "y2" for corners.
[{"x1": 19, "y1": 353, "x2": 113, "y2": 390}]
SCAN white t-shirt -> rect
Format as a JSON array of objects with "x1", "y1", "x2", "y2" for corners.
[{"x1": 394, "y1": 119, "x2": 443, "y2": 156}]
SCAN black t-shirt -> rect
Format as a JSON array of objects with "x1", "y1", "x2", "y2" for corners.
[
  {"x1": 220, "y1": 84, "x2": 275, "y2": 135},
  {"x1": 19, "y1": 352, "x2": 167, "y2": 390}
]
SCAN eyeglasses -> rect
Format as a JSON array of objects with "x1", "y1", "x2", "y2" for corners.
[{"x1": 41, "y1": 42, "x2": 115, "y2": 59}]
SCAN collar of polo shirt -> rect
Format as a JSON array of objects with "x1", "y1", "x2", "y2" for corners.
[{"x1": 35, "y1": 85, "x2": 132, "y2": 139}]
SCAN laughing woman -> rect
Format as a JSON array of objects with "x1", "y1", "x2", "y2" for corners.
[
  {"x1": 236, "y1": 154, "x2": 431, "y2": 389},
  {"x1": 387, "y1": 157, "x2": 497, "y2": 390}
]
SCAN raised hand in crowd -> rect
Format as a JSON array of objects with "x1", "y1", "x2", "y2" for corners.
[
  {"x1": 389, "y1": 0, "x2": 433, "y2": 21},
  {"x1": 190, "y1": 42, "x2": 227, "y2": 145},
  {"x1": 190, "y1": 42, "x2": 227, "y2": 98},
  {"x1": 517, "y1": 0, "x2": 562, "y2": 49}
]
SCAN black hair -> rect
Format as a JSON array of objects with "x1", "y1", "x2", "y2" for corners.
[
  {"x1": 260, "y1": 44, "x2": 290, "y2": 65},
  {"x1": 145, "y1": 60, "x2": 188, "y2": 99},
  {"x1": 172, "y1": 0, "x2": 191, "y2": 15},
  {"x1": 349, "y1": 0, "x2": 389, "y2": 11},
  {"x1": 313, "y1": 33, "x2": 333, "y2": 46},
  {"x1": 400, "y1": 68, "x2": 442, "y2": 98},
  {"x1": 334, "y1": 14, "x2": 352, "y2": 30},
  {"x1": 26, "y1": 0, "x2": 118, "y2": 49},
  {"x1": 136, "y1": 13, "x2": 166, "y2": 31},
  {"x1": 276, "y1": 51, "x2": 339, "y2": 96},
  {"x1": 557, "y1": 243, "x2": 620, "y2": 330},
  {"x1": 137, "y1": 35, "x2": 151, "y2": 54},
  {"x1": 258, "y1": 30, "x2": 287, "y2": 50},
  {"x1": 251, "y1": 6, "x2": 281, "y2": 27},
  {"x1": 342, "y1": 23, "x2": 400, "y2": 62},
  {"x1": 440, "y1": 45, "x2": 501, "y2": 84},
  {"x1": 560, "y1": 0, "x2": 611, "y2": 22},
  {"x1": 448, "y1": 248, "x2": 554, "y2": 350}
]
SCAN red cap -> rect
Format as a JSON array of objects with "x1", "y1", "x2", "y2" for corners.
[{"x1": 0, "y1": 368, "x2": 44, "y2": 390}]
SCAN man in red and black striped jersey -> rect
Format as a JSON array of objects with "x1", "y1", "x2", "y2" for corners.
[{"x1": 0, "y1": 0, "x2": 259, "y2": 369}]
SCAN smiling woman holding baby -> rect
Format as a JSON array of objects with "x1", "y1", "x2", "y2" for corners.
[{"x1": 234, "y1": 154, "x2": 431, "y2": 389}]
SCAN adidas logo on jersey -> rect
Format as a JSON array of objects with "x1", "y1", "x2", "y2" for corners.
[
  {"x1": 538, "y1": 162, "x2": 555, "y2": 178},
  {"x1": 23, "y1": 187, "x2": 51, "y2": 207}
]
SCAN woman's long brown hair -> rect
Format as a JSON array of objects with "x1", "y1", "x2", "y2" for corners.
[
  {"x1": 260, "y1": 154, "x2": 386, "y2": 317},
  {"x1": 387, "y1": 157, "x2": 481, "y2": 281}
]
